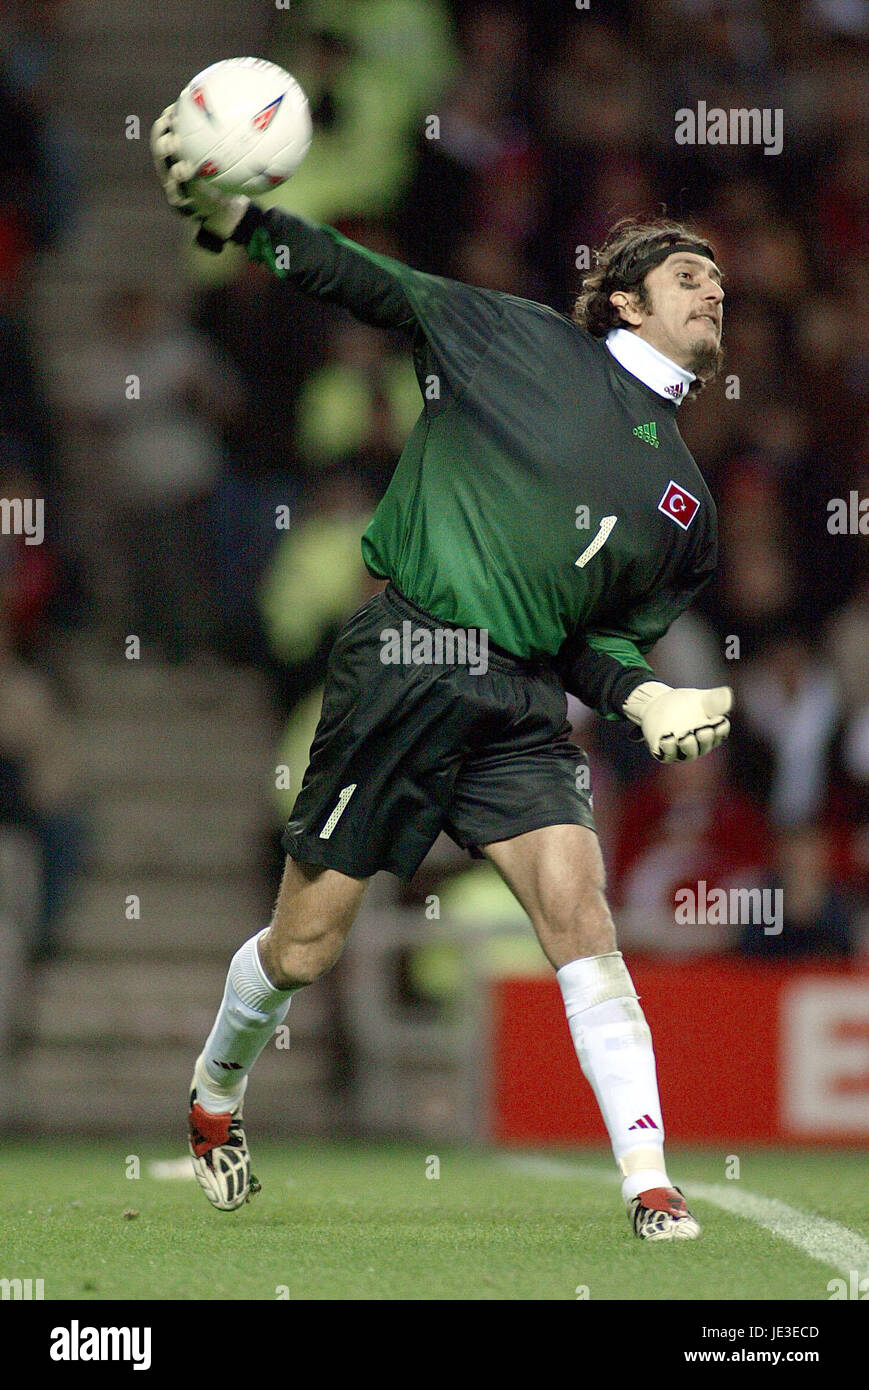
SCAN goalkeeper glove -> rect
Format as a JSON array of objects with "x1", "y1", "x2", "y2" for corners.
[
  {"x1": 150, "y1": 104, "x2": 250, "y2": 251},
  {"x1": 622, "y1": 681, "x2": 732, "y2": 763}
]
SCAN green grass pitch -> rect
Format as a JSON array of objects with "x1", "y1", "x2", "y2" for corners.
[{"x1": 1, "y1": 1141, "x2": 865, "y2": 1301}]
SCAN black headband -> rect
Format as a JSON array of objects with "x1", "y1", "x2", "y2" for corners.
[{"x1": 608, "y1": 239, "x2": 718, "y2": 286}]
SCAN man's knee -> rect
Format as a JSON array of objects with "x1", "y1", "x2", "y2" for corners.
[
  {"x1": 260, "y1": 925, "x2": 347, "y2": 988},
  {"x1": 260, "y1": 856, "x2": 367, "y2": 988}
]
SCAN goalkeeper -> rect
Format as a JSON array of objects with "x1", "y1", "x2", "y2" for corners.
[{"x1": 153, "y1": 109, "x2": 731, "y2": 1241}]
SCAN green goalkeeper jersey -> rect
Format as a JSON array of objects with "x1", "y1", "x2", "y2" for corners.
[{"x1": 231, "y1": 206, "x2": 718, "y2": 718}]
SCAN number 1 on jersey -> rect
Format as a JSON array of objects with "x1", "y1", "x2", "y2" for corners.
[{"x1": 575, "y1": 515, "x2": 618, "y2": 568}]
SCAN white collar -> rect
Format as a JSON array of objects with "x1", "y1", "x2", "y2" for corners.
[{"x1": 605, "y1": 327, "x2": 695, "y2": 405}]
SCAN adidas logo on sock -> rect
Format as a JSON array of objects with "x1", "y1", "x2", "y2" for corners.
[
  {"x1": 628, "y1": 1114, "x2": 659, "y2": 1130},
  {"x1": 212, "y1": 1059, "x2": 243, "y2": 1071}
]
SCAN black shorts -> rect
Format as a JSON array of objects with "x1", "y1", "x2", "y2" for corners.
[{"x1": 281, "y1": 584, "x2": 596, "y2": 881}]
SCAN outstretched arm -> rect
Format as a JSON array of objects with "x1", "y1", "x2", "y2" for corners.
[
  {"x1": 230, "y1": 204, "x2": 418, "y2": 335},
  {"x1": 151, "y1": 105, "x2": 503, "y2": 388}
]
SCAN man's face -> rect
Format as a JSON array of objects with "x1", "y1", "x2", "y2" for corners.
[{"x1": 611, "y1": 252, "x2": 724, "y2": 376}]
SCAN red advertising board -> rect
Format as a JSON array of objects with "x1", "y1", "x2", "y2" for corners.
[{"x1": 490, "y1": 960, "x2": 869, "y2": 1145}]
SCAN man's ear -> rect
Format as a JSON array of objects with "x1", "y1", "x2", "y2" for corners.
[{"x1": 609, "y1": 289, "x2": 643, "y2": 328}]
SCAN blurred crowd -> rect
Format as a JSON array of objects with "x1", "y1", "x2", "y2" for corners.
[
  {"x1": 0, "y1": 0, "x2": 87, "y2": 1058},
  {"x1": 1, "y1": 0, "x2": 867, "y2": 1004}
]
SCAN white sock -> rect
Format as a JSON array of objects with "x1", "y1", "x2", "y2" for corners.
[
  {"x1": 556, "y1": 952, "x2": 671, "y2": 1204},
  {"x1": 196, "y1": 930, "x2": 296, "y2": 1115}
]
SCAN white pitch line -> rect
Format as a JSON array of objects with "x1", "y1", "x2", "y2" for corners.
[
  {"x1": 688, "y1": 1181, "x2": 869, "y2": 1281},
  {"x1": 501, "y1": 1155, "x2": 869, "y2": 1280}
]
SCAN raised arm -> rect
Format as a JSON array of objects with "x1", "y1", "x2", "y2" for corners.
[
  {"x1": 231, "y1": 204, "x2": 417, "y2": 334},
  {"x1": 151, "y1": 105, "x2": 503, "y2": 392}
]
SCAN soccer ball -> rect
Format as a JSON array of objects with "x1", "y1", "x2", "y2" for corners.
[{"x1": 173, "y1": 57, "x2": 312, "y2": 196}]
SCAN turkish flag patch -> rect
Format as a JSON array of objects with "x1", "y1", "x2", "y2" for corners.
[{"x1": 658, "y1": 480, "x2": 700, "y2": 530}]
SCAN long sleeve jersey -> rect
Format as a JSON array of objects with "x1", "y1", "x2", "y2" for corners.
[{"x1": 230, "y1": 205, "x2": 718, "y2": 718}]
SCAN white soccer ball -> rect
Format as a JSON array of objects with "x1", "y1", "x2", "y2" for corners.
[{"x1": 173, "y1": 57, "x2": 312, "y2": 196}]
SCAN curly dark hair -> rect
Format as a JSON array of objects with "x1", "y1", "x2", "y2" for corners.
[{"x1": 573, "y1": 216, "x2": 722, "y2": 393}]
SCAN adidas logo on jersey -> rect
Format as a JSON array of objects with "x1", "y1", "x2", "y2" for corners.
[{"x1": 633, "y1": 422, "x2": 659, "y2": 448}]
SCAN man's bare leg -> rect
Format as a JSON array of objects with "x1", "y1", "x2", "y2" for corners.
[
  {"x1": 200, "y1": 856, "x2": 367, "y2": 1095},
  {"x1": 482, "y1": 824, "x2": 699, "y2": 1239},
  {"x1": 188, "y1": 856, "x2": 367, "y2": 1210},
  {"x1": 481, "y1": 823, "x2": 616, "y2": 966}
]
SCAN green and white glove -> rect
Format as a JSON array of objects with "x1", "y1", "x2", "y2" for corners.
[
  {"x1": 150, "y1": 103, "x2": 251, "y2": 251},
  {"x1": 623, "y1": 681, "x2": 732, "y2": 763}
]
